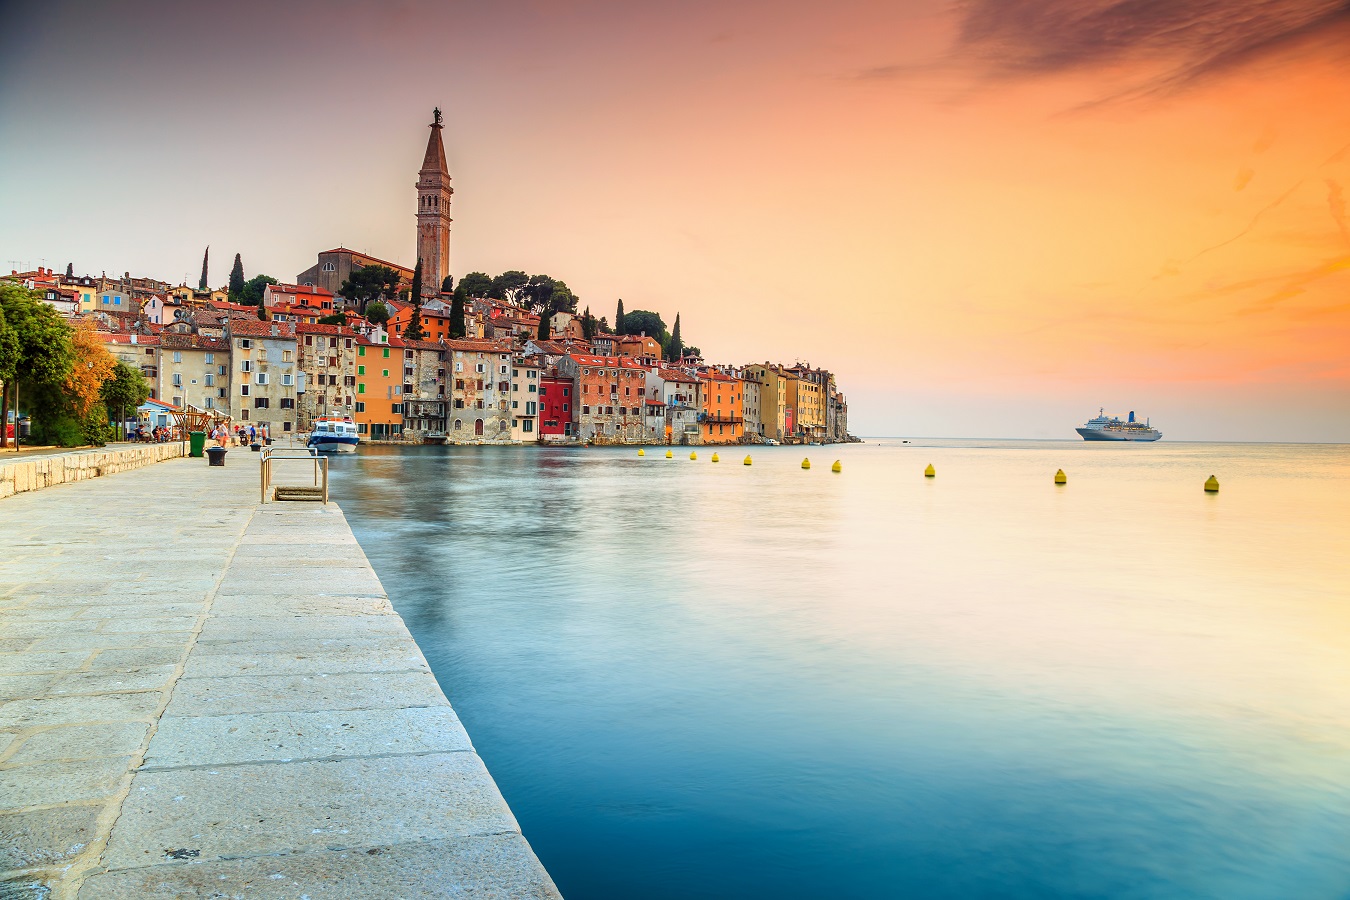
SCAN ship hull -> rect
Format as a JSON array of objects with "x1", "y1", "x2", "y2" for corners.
[
  {"x1": 1076, "y1": 427, "x2": 1162, "y2": 442},
  {"x1": 307, "y1": 435, "x2": 360, "y2": 453}
]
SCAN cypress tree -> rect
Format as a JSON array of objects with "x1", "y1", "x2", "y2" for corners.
[
  {"x1": 228, "y1": 253, "x2": 245, "y2": 300},
  {"x1": 449, "y1": 292, "x2": 466, "y2": 339},
  {"x1": 667, "y1": 313, "x2": 683, "y2": 361},
  {"x1": 410, "y1": 257, "x2": 424, "y2": 302},
  {"x1": 441, "y1": 274, "x2": 454, "y2": 293},
  {"x1": 581, "y1": 306, "x2": 596, "y2": 340},
  {"x1": 198, "y1": 247, "x2": 209, "y2": 290},
  {"x1": 537, "y1": 312, "x2": 550, "y2": 340},
  {"x1": 65, "y1": 262, "x2": 74, "y2": 279},
  {"x1": 615, "y1": 299, "x2": 625, "y2": 334}
]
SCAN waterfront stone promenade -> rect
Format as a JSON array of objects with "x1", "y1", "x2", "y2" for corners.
[{"x1": 0, "y1": 455, "x2": 561, "y2": 898}]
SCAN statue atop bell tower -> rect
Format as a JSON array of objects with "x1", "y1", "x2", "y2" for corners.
[{"x1": 416, "y1": 107, "x2": 453, "y2": 296}]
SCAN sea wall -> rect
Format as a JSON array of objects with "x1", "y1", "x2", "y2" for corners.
[{"x1": 0, "y1": 443, "x2": 186, "y2": 500}]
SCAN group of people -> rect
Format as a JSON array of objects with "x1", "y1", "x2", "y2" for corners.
[
  {"x1": 134, "y1": 425, "x2": 177, "y2": 443},
  {"x1": 210, "y1": 422, "x2": 268, "y2": 448}
]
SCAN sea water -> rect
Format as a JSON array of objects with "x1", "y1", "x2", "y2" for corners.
[{"x1": 327, "y1": 440, "x2": 1350, "y2": 899}]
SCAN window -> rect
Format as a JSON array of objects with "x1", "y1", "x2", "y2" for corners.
[
  {"x1": 357, "y1": 384, "x2": 365, "y2": 394},
  {"x1": 454, "y1": 362, "x2": 462, "y2": 372},
  {"x1": 357, "y1": 365, "x2": 365, "y2": 375},
  {"x1": 240, "y1": 339, "x2": 252, "y2": 349},
  {"x1": 205, "y1": 374, "x2": 214, "y2": 387},
  {"x1": 583, "y1": 405, "x2": 590, "y2": 414},
  {"x1": 282, "y1": 374, "x2": 293, "y2": 386},
  {"x1": 382, "y1": 348, "x2": 390, "y2": 358},
  {"x1": 305, "y1": 335, "x2": 313, "y2": 346},
  {"x1": 241, "y1": 410, "x2": 249, "y2": 421},
  {"x1": 218, "y1": 388, "x2": 227, "y2": 399},
  {"x1": 254, "y1": 398, "x2": 269, "y2": 409},
  {"x1": 322, "y1": 261, "x2": 335, "y2": 272},
  {"x1": 240, "y1": 360, "x2": 252, "y2": 373},
  {"x1": 240, "y1": 384, "x2": 250, "y2": 396},
  {"x1": 392, "y1": 403, "x2": 401, "y2": 414},
  {"x1": 283, "y1": 422, "x2": 292, "y2": 432},
  {"x1": 218, "y1": 365, "x2": 227, "y2": 376},
  {"x1": 345, "y1": 338, "x2": 352, "y2": 349},
  {"x1": 344, "y1": 376, "x2": 355, "y2": 386},
  {"x1": 358, "y1": 346, "x2": 365, "y2": 357},
  {"x1": 512, "y1": 400, "x2": 519, "y2": 409},
  {"x1": 382, "y1": 370, "x2": 389, "y2": 378},
  {"x1": 280, "y1": 398, "x2": 294, "y2": 409},
  {"x1": 529, "y1": 384, "x2": 537, "y2": 393},
  {"x1": 204, "y1": 397, "x2": 214, "y2": 409},
  {"x1": 283, "y1": 350, "x2": 292, "y2": 362},
  {"x1": 455, "y1": 399, "x2": 464, "y2": 408},
  {"x1": 255, "y1": 373, "x2": 269, "y2": 385},
  {"x1": 523, "y1": 419, "x2": 533, "y2": 433},
  {"x1": 475, "y1": 363, "x2": 485, "y2": 374},
  {"x1": 172, "y1": 374, "x2": 182, "y2": 387},
  {"x1": 171, "y1": 351, "x2": 182, "y2": 363},
  {"x1": 355, "y1": 401, "x2": 366, "y2": 412},
  {"x1": 563, "y1": 403, "x2": 569, "y2": 412}
]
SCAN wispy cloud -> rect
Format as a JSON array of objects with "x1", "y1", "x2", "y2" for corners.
[{"x1": 954, "y1": 0, "x2": 1350, "y2": 93}]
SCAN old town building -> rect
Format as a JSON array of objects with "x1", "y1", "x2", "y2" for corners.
[
  {"x1": 446, "y1": 339, "x2": 513, "y2": 442},
  {"x1": 225, "y1": 319, "x2": 299, "y2": 435},
  {"x1": 296, "y1": 323, "x2": 358, "y2": 429}
]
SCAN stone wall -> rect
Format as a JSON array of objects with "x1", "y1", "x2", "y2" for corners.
[{"x1": 0, "y1": 443, "x2": 186, "y2": 500}]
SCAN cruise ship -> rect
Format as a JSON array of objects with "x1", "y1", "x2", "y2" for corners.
[{"x1": 1075, "y1": 409, "x2": 1162, "y2": 442}]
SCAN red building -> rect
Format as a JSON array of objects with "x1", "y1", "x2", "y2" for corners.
[{"x1": 539, "y1": 373, "x2": 574, "y2": 439}]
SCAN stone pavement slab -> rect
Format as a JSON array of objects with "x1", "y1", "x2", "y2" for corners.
[{"x1": 0, "y1": 452, "x2": 560, "y2": 898}]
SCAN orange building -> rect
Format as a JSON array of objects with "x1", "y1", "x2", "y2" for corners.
[
  {"x1": 699, "y1": 370, "x2": 744, "y2": 444},
  {"x1": 388, "y1": 301, "x2": 455, "y2": 343},
  {"x1": 354, "y1": 336, "x2": 405, "y2": 439}
]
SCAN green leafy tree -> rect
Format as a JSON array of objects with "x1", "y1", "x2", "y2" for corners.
[
  {"x1": 449, "y1": 292, "x2": 467, "y2": 339},
  {"x1": 0, "y1": 282, "x2": 75, "y2": 446},
  {"x1": 256, "y1": 304, "x2": 269, "y2": 321},
  {"x1": 198, "y1": 247, "x2": 209, "y2": 290},
  {"x1": 619, "y1": 309, "x2": 666, "y2": 339},
  {"x1": 228, "y1": 253, "x2": 245, "y2": 300},
  {"x1": 549, "y1": 281, "x2": 577, "y2": 314},
  {"x1": 666, "y1": 313, "x2": 683, "y2": 361},
  {"x1": 365, "y1": 302, "x2": 389, "y2": 326},
  {"x1": 338, "y1": 265, "x2": 402, "y2": 312},
  {"x1": 238, "y1": 274, "x2": 277, "y2": 307},
  {"x1": 318, "y1": 313, "x2": 347, "y2": 326},
  {"x1": 0, "y1": 303, "x2": 18, "y2": 448},
  {"x1": 100, "y1": 360, "x2": 150, "y2": 439},
  {"x1": 489, "y1": 270, "x2": 529, "y2": 302},
  {"x1": 683, "y1": 345, "x2": 701, "y2": 359},
  {"x1": 456, "y1": 271, "x2": 492, "y2": 299},
  {"x1": 598, "y1": 315, "x2": 611, "y2": 334},
  {"x1": 441, "y1": 274, "x2": 454, "y2": 293},
  {"x1": 615, "y1": 299, "x2": 625, "y2": 333}
]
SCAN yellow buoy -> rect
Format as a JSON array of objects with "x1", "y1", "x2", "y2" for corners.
[
  {"x1": 665, "y1": 449, "x2": 673, "y2": 458},
  {"x1": 831, "y1": 460, "x2": 841, "y2": 473},
  {"x1": 743, "y1": 455, "x2": 753, "y2": 466},
  {"x1": 802, "y1": 458, "x2": 811, "y2": 469},
  {"x1": 638, "y1": 448, "x2": 645, "y2": 456},
  {"x1": 712, "y1": 453, "x2": 720, "y2": 462},
  {"x1": 1204, "y1": 475, "x2": 1220, "y2": 493},
  {"x1": 924, "y1": 463, "x2": 935, "y2": 478},
  {"x1": 690, "y1": 451, "x2": 698, "y2": 460},
  {"x1": 1054, "y1": 468, "x2": 1067, "y2": 485}
]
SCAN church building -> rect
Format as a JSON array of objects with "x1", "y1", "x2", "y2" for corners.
[{"x1": 415, "y1": 107, "x2": 453, "y2": 297}]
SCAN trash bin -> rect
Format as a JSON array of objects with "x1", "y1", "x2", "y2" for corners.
[
  {"x1": 250, "y1": 442, "x2": 262, "y2": 452},
  {"x1": 205, "y1": 446, "x2": 227, "y2": 467},
  {"x1": 189, "y1": 431, "x2": 207, "y2": 458}
]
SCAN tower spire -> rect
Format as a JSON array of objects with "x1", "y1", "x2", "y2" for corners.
[{"x1": 416, "y1": 108, "x2": 453, "y2": 292}]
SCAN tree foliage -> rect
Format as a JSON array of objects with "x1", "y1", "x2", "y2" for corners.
[
  {"x1": 198, "y1": 247, "x2": 209, "y2": 290},
  {"x1": 228, "y1": 253, "x2": 245, "y2": 300},
  {"x1": 338, "y1": 265, "x2": 402, "y2": 312},
  {"x1": 100, "y1": 360, "x2": 150, "y2": 415},
  {"x1": 666, "y1": 313, "x2": 684, "y2": 361},
  {"x1": 615, "y1": 299, "x2": 625, "y2": 333},
  {"x1": 581, "y1": 306, "x2": 597, "y2": 340},
  {"x1": 537, "y1": 313, "x2": 550, "y2": 340},
  {"x1": 488, "y1": 270, "x2": 529, "y2": 303},
  {"x1": 619, "y1": 309, "x2": 666, "y2": 340},
  {"x1": 318, "y1": 313, "x2": 346, "y2": 326},
  {"x1": 66, "y1": 262, "x2": 74, "y2": 279},
  {"x1": 455, "y1": 271, "x2": 493, "y2": 300},
  {"x1": 449, "y1": 292, "x2": 467, "y2": 339},
  {"x1": 441, "y1": 274, "x2": 454, "y2": 293},
  {"x1": 237, "y1": 274, "x2": 277, "y2": 307},
  {"x1": 364, "y1": 302, "x2": 389, "y2": 326}
]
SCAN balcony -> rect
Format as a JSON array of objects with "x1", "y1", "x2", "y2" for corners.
[{"x1": 701, "y1": 413, "x2": 744, "y2": 425}]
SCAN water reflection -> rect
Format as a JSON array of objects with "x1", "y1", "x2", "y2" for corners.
[{"x1": 329, "y1": 441, "x2": 1350, "y2": 900}]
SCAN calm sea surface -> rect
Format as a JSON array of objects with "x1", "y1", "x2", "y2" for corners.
[{"x1": 326, "y1": 440, "x2": 1350, "y2": 899}]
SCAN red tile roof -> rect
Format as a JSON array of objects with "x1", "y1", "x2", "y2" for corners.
[{"x1": 226, "y1": 319, "x2": 296, "y2": 338}]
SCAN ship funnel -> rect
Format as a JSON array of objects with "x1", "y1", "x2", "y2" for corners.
[{"x1": 1128, "y1": 410, "x2": 1135, "y2": 423}]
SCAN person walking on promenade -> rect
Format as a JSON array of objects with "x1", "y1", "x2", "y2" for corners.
[{"x1": 248, "y1": 424, "x2": 257, "y2": 445}]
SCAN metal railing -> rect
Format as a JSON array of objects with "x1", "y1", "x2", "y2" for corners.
[{"x1": 260, "y1": 445, "x2": 328, "y2": 504}]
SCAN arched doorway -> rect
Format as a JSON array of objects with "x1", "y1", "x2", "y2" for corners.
[{"x1": 475, "y1": 418, "x2": 484, "y2": 436}]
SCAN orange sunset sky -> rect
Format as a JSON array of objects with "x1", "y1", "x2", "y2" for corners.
[{"x1": 2, "y1": 0, "x2": 1348, "y2": 440}]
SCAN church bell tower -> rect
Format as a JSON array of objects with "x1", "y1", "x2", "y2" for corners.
[{"x1": 416, "y1": 107, "x2": 453, "y2": 296}]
